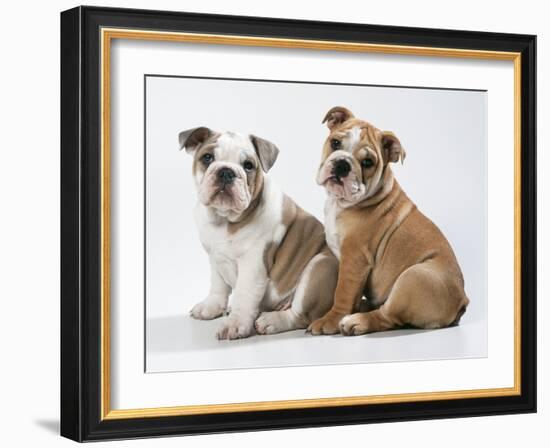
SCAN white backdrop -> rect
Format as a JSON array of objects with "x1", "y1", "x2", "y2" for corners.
[
  {"x1": 145, "y1": 75, "x2": 488, "y2": 371},
  {"x1": 0, "y1": 1, "x2": 546, "y2": 447}
]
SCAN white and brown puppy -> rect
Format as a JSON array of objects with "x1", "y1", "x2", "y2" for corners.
[
  {"x1": 308, "y1": 107, "x2": 469, "y2": 336},
  {"x1": 179, "y1": 127, "x2": 338, "y2": 340}
]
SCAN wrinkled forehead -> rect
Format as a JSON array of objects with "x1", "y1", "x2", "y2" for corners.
[
  {"x1": 331, "y1": 121, "x2": 380, "y2": 149},
  {"x1": 214, "y1": 131, "x2": 256, "y2": 163}
]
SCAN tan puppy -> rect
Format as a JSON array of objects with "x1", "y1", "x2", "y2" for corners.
[{"x1": 308, "y1": 106, "x2": 469, "y2": 336}]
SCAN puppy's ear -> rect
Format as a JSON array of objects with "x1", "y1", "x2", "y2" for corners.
[
  {"x1": 322, "y1": 106, "x2": 355, "y2": 130},
  {"x1": 381, "y1": 131, "x2": 406, "y2": 164},
  {"x1": 178, "y1": 127, "x2": 212, "y2": 154},
  {"x1": 250, "y1": 135, "x2": 279, "y2": 172}
]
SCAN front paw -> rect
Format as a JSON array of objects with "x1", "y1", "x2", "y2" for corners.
[
  {"x1": 216, "y1": 315, "x2": 255, "y2": 340},
  {"x1": 339, "y1": 313, "x2": 369, "y2": 336},
  {"x1": 190, "y1": 299, "x2": 226, "y2": 320},
  {"x1": 307, "y1": 311, "x2": 344, "y2": 335}
]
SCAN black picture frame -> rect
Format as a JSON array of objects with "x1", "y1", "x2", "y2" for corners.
[{"x1": 61, "y1": 5, "x2": 536, "y2": 442}]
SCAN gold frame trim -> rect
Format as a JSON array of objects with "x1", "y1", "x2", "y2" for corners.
[{"x1": 100, "y1": 28, "x2": 522, "y2": 420}]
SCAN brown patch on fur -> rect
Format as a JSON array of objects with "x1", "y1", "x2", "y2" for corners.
[
  {"x1": 263, "y1": 241, "x2": 277, "y2": 274},
  {"x1": 301, "y1": 247, "x2": 339, "y2": 322},
  {"x1": 250, "y1": 135, "x2": 279, "y2": 172},
  {"x1": 264, "y1": 195, "x2": 327, "y2": 298},
  {"x1": 281, "y1": 194, "x2": 296, "y2": 225},
  {"x1": 191, "y1": 134, "x2": 220, "y2": 176}
]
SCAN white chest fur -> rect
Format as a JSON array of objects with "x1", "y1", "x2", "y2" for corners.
[
  {"x1": 194, "y1": 177, "x2": 285, "y2": 289},
  {"x1": 324, "y1": 197, "x2": 342, "y2": 259}
]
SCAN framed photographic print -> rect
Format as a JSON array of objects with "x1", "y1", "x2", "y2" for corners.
[{"x1": 60, "y1": 6, "x2": 537, "y2": 442}]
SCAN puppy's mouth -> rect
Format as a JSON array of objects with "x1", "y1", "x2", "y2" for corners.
[
  {"x1": 318, "y1": 162, "x2": 364, "y2": 201},
  {"x1": 210, "y1": 185, "x2": 235, "y2": 201},
  {"x1": 199, "y1": 178, "x2": 251, "y2": 215},
  {"x1": 318, "y1": 170, "x2": 344, "y2": 187},
  {"x1": 208, "y1": 183, "x2": 238, "y2": 203},
  {"x1": 328, "y1": 177, "x2": 361, "y2": 194},
  {"x1": 321, "y1": 174, "x2": 344, "y2": 186},
  {"x1": 214, "y1": 184, "x2": 233, "y2": 194},
  {"x1": 318, "y1": 170, "x2": 355, "y2": 190}
]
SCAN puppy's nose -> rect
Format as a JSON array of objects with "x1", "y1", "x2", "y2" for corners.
[
  {"x1": 218, "y1": 167, "x2": 236, "y2": 185},
  {"x1": 333, "y1": 159, "x2": 351, "y2": 179}
]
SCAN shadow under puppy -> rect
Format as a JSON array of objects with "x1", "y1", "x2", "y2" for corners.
[
  {"x1": 308, "y1": 106, "x2": 470, "y2": 336},
  {"x1": 179, "y1": 127, "x2": 338, "y2": 339}
]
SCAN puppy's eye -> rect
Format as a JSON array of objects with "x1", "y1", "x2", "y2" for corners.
[
  {"x1": 330, "y1": 139, "x2": 342, "y2": 151},
  {"x1": 361, "y1": 158, "x2": 374, "y2": 168},
  {"x1": 201, "y1": 153, "x2": 214, "y2": 165},
  {"x1": 243, "y1": 160, "x2": 255, "y2": 172}
]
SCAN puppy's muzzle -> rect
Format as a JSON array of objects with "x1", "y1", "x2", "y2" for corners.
[
  {"x1": 332, "y1": 159, "x2": 351, "y2": 181},
  {"x1": 217, "y1": 167, "x2": 236, "y2": 185}
]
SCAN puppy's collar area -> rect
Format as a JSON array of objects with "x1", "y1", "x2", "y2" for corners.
[{"x1": 347, "y1": 169, "x2": 396, "y2": 209}]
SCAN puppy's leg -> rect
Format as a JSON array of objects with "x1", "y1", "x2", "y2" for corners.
[
  {"x1": 308, "y1": 243, "x2": 371, "y2": 335},
  {"x1": 255, "y1": 250, "x2": 337, "y2": 335},
  {"x1": 190, "y1": 257, "x2": 231, "y2": 320},
  {"x1": 340, "y1": 261, "x2": 469, "y2": 336},
  {"x1": 217, "y1": 251, "x2": 268, "y2": 340}
]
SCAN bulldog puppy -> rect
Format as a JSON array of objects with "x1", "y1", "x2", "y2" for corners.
[
  {"x1": 308, "y1": 107, "x2": 469, "y2": 336},
  {"x1": 179, "y1": 127, "x2": 338, "y2": 340}
]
